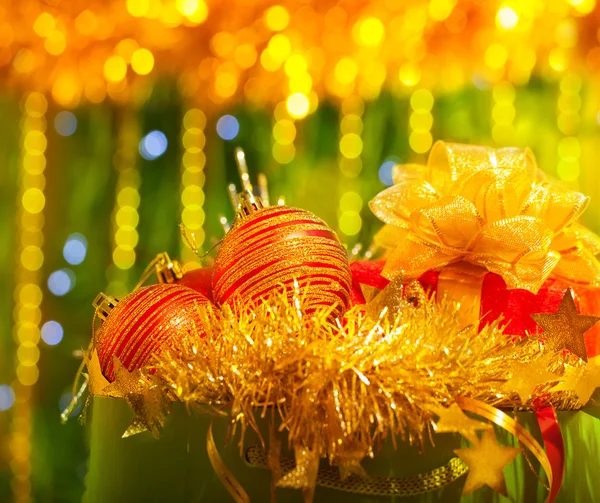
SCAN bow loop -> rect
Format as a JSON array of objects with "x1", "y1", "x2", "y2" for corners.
[
  {"x1": 370, "y1": 141, "x2": 600, "y2": 293},
  {"x1": 411, "y1": 196, "x2": 482, "y2": 249},
  {"x1": 370, "y1": 181, "x2": 439, "y2": 228}
]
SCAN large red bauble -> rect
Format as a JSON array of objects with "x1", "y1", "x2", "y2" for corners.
[
  {"x1": 212, "y1": 205, "x2": 352, "y2": 316},
  {"x1": 95, "y1": 283, "x2": 211, "y2": 381}
]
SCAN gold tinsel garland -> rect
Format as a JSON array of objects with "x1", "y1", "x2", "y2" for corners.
[
  {"x1": 146, "y1": 285, "x2": 583, "y2": 455},
  {"x1": 81, "y1": 281, "x2": 600, "y2": 502}
]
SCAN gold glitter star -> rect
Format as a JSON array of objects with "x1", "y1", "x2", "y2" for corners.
[
  {"x1": 277, "y1": 447, "x2": 319, "y2": 501},
  {"x1": 552, "y1": 364, "x2": 600, "y2": 406},
  {"x1": 85, "y1": 349, "x2": 109, "y2": 396},
  {"x1": 454, "y1": 428, "x2": 520, "y2": 496},
  {"x1": 434, "y1": 403, "x2": 491, "y2": 441},
  {"x1": 531, "y1": 289, "x2": 600, "y2": 362},
  {"x1": 102, "y1": 357, "x2": 170, "y2": 438},
  {"x1": 102, "y1": 357, "x2": 145, "y2": 397},
  {"x1": 503, "y1": 357, "x2": 558, "y2": 404}
]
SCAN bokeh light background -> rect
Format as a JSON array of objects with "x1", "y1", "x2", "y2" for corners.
[{"x1": 2, "y1": 0, "x2": 600, "y2": 501}]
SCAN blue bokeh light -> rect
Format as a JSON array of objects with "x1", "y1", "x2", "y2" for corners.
[
  {"x1": 216, "y1": 115, "x2": 240, "y2": 141},
  {"x1": 48, "y1": 269, "x2": 75, "y2": 296},
  {"x1": 0, "y1": 385, "x2": 15, "y2": 411},
  {"x1": 54, "y1": 111, "x2": 77, "y2": 136},
  {"x1": 41, "y1": 320, "x2": 64, "y2": 346},
  {"x1": 378, "y1": 159, "x2": 398, "y2": 186},
  {"x1": 139, "y1": 130, "x2": 168, "y2": 160},
  {"x1": 63, "y1": 233, "x2": 88, "y2": 265}
]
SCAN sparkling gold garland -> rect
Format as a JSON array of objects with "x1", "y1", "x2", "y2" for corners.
[{"x1": 150, "y1": 287, "x2": 583, "y2": 450}]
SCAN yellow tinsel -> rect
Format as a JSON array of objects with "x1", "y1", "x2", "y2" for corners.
[{"x1": 149, "y1": 285, "x2": 581, "y2": 462}]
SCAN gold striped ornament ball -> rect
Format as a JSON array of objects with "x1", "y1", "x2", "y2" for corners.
[
  {"x1": 212, "y1": 206, "x2": 352, "y2": 317},
  {"x1": 95, "y1": 283, "x2": 211, "y2": 381}
]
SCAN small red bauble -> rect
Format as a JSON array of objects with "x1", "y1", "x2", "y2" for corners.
[
  {"x1": 153, "y1": 253, "x2": 214, "y2": 301},
  {"x1": 212, "y1": 205, "x2": 352, "y2": 317},
  {"x1": 175, "y1": 267, "x2": 214, "y2": 301},
  {"x1": 95, "y1": 283, "x2": 211, "y2": 381}
]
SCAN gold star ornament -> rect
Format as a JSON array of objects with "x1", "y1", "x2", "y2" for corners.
[
  {"x1": 433, "y1": 403, "x2": 490, "y2": 442},
  {"x1": 85, "y1": 349, "x2": 109, "y2": 396},
  {"x1": 531, "y1": 289, "x2": 600, "y2": 362},
  {"x1": 100, "y1": 357, "x2": 170, "y2": 438},
  {"x1": 503, "y1": 356, "x2": 558, "y2": 404},
  {"x1": 454, "y1": 428, "x2": 520, "y2": 496},
  {"x1": 552, "y1": 363, "x2": 600, "y2": 406}
]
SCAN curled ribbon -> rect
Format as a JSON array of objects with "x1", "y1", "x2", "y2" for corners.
[
  {"x1": 207, "y1": 421, "x2": 251, "y2": 503},
  {"x1": 455, "y1": 397, "x2": 555, "y2": 503},
  {"x1": 535, "y1": 406, "x2": 565, "y2": 503},
  {"x1": 369, "y1": 141, "x2": 600, "y2": 294}
]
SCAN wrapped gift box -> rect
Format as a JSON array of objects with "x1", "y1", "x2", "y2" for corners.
[{"x1": 350, "y1": 260, "x2": 600, "y2": 359}]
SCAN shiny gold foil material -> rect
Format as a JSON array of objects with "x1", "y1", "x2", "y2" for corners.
[
  {"x1": 88, "y1": 353, "x2": 170, "y2": 438},
  {"x1": 552, "y1": 363, "x2": 600, "y2": 405},
  {"x1": 369, "y1": 141, "x2": 600, "y2": 294},
  {"x1": 502, "y1": 355, "x2": 558, "y2": 403}
]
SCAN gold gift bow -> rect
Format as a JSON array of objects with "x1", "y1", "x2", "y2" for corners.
[{"x1": 369, "y1": 141, "x2": 600, "y2": 294}]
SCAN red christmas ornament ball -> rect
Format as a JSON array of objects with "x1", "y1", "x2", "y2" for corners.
[
  {"x1": 95, "y1": 283, "x2": 211, "y2": 381},
  {"x1": 175, "y1": 267, "x2": 214, "y2": 301},
  {"x1": 212, "y1": 205, "x2": 352, "y2": 316}
]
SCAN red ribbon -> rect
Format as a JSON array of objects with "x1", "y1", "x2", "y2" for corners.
[
  {"x1": 535, "y1": 406, "x2": 564, "y2": 503},
  {"x1": 349, "y1": 259, "x2": 600, "y2": 358}
]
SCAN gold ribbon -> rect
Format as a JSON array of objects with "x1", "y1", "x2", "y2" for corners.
[
  {"x1": 455, "y1": 397, "x2": 554, "y2": 503},
  {"x1": 370, "y1": 141, "x2": 600, "y2": 294},
  {"x1": 207, "y1": 421, "x2": 252, "y2": 503},
  {"x1": 437, "y1": 263, "x2": 488, "y2": 325}
]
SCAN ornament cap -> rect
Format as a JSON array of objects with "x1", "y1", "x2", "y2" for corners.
[
  {"x1": 230, "y1": 147, "x2": 267, "y2": 222},
  {"x1": 93, "y1": 293, "x2": 119, "y2": 321},
  {"x1": 154, "y1": 252, "x2": 184, "y2": 283},
  {"x1": 236, "y1": 189, "x2": 265, "y2": 219}
]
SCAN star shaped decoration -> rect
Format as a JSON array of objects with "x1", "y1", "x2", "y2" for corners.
[
  {"x1": 102, "y1": 357, "x2": 145, "y2": 398},
  {"x1": 102, "y1": 357, "x2": 170, "y2": 439},
  {"x1": 85, "y1": 349, "x2": 109, "y2": 396},
  {"x1": 277, "y1": 447, "x2": 319, "y2": 502},
  {"x1": 365, "y1": 275, "x2": 406, "y2": 320},
  {"x1": 503, "y1": 356, "x2": 558, "y2": 404},
  {"x1": 552, "y1": 363, "x2": 600, "y2": 406},
  {"x1": 531, "y1": 289, "x2": 600, "y2": 362},
  {"x1": 433, "y1": 403, "x2": 490, "y2": 443},
  {"x1": 454, "y1": 428, "x2": 520, "y2": 496}
]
